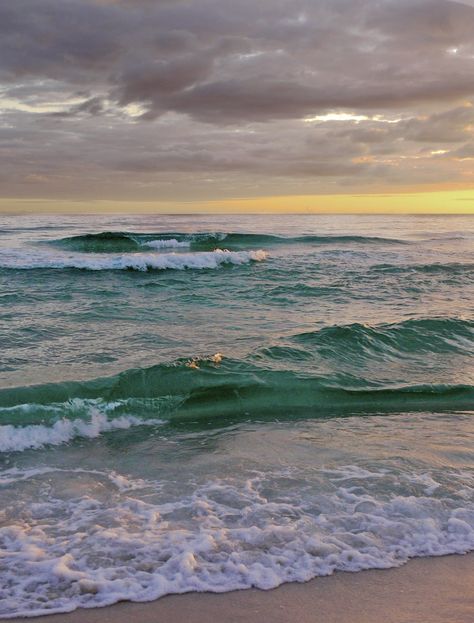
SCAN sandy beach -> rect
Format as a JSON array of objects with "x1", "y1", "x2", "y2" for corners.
[{"x1": 19, "y1": 553, "x2": 474, "y2": 623}]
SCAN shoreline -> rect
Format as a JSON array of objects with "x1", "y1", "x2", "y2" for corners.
[{"x1": 15, "y1": 553, "x2": 474, "y2": 623}]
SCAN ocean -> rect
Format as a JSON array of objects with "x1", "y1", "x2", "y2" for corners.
[{"x1": 0, "y1": 213, "x2": 473, "y2": 618}]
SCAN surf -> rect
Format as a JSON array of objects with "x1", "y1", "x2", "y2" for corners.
[
  {"x1": 0, "y1": 249, "x2": 267, "y2": 271},
  {"x1": 1, "y1": 344, "x2": 472, "y2": 453}
]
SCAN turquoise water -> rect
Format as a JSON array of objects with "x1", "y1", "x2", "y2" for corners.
[{"x1": 0, "y1": 214, "x2": 473, "y2": 617}]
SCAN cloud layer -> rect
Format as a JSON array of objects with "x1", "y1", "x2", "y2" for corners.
[{"x1": 1, "y1": 0, "x2": 473, "y2": 202}]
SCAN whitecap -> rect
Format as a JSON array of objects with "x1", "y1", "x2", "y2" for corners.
[
  {"x1": 142, "y1": 239, "x2": 191, "y2": 250},
  {"x1": 0, "y1": 249, "x2": 267, "y2": 271},
  {"x1": 0, "y1": 412, "x2": 163, "y2": 453}
]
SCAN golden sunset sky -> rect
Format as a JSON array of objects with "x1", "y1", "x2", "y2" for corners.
[{"x1": 1, "y1": 0, "x2": 473, "y2": 213}]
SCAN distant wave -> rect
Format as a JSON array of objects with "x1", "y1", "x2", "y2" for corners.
[
  {"x1": 47, "y1": 230, "x2": 407, "y2": 253},
  {"x1": 0, "y1": 249, "x2": 267, "y2": 271}
]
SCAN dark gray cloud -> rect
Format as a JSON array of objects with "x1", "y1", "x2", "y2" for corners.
[{"x1": 0, "y1": 0, "x2": 473, "y2": 202}]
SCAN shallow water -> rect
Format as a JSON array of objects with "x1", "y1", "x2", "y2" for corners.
[{"x1": 0, "y1": 214, "x2": 473, "y2": 617}]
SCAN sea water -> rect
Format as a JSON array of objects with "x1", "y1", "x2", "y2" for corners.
[{"x1": 0, "y1": 213, "x2": 473, "y2": 617}]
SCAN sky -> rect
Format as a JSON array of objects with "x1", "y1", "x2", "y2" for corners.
[{"x1": 0, "y1": 0, "x2": 473, "y2": 213}]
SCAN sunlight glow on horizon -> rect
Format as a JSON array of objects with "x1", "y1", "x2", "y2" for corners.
[{"x1": 1, "y1": 190, "x2": 473, "y2": 215}]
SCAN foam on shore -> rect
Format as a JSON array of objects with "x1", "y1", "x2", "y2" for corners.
[{"x1": 1, "y1": 464, "x2": 473, "y2": 618}]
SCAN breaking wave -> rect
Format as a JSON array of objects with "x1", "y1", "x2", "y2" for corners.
[
  {"x1": 0, "y1": 409, "x2": 163, "y2": 453},
  {"x1": 0, "y1": 249, "x2": 267, "y2": 271},
  {"x1": 1, "y1": 375, "x2": 471, "y2": 453},
  {"x1": 1, "y1": 317, "x2": 472, "y2": 454}
]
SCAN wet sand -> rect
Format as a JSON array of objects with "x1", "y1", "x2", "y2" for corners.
[{"x1": 19, "y1": 553, "x2": 474, "y2": 623}]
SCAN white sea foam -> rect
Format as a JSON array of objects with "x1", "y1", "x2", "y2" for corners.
[
  {"x1": 142, "y1": 238, "x2": 191, "y2": 250},
  {"x1": 0, "y1": 249, "x2": 267, "y2": 271},
  {"x1": 0, "y1": 395, "x2": 189, "y2": 454},
  {"x1": 1, "y1": 466, "x2": 473, "y2": 618},
  {"x1": 0, "y1": 412, "x2": 163, "y2": 452}
]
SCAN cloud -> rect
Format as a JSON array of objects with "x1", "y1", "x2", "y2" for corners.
[
  {"x1": 2, "y1": 0, "x2": 474, "y2": 121},
  {"x1": 0, "y1": 0, "x2": 473, "y2": 201},
  {"x1": 401, "y1": 104, "x2": 474, "y2": 142}
]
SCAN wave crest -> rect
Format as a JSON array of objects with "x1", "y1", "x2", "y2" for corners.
[
  {"x1": 0, "y1": 351, "x2": 472, "y2": 453},
  {"x1": 0, "y1": 410, "x2": 163, "y2": 453},
  {"x1": 0, "y1": 249, "x2": 267, "y2": 271}
]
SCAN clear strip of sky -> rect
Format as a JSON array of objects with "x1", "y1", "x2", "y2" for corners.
[{"x1": 0, "y1": 190, "x2": 473, "y2": 214}]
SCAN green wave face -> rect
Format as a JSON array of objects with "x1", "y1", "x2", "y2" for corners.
[
  {"x1": 0, "y1": 366, "x2": 472, "y2": 431},
  {"x1": 52, "y1": 231, "x2": 147, "y2": 253},
  {"x1": 1, "y1": 334, "x2": 472, "y2": 438},
  {"x1": 292, "y1": 317, "x2": 474, "y2": 357}
]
